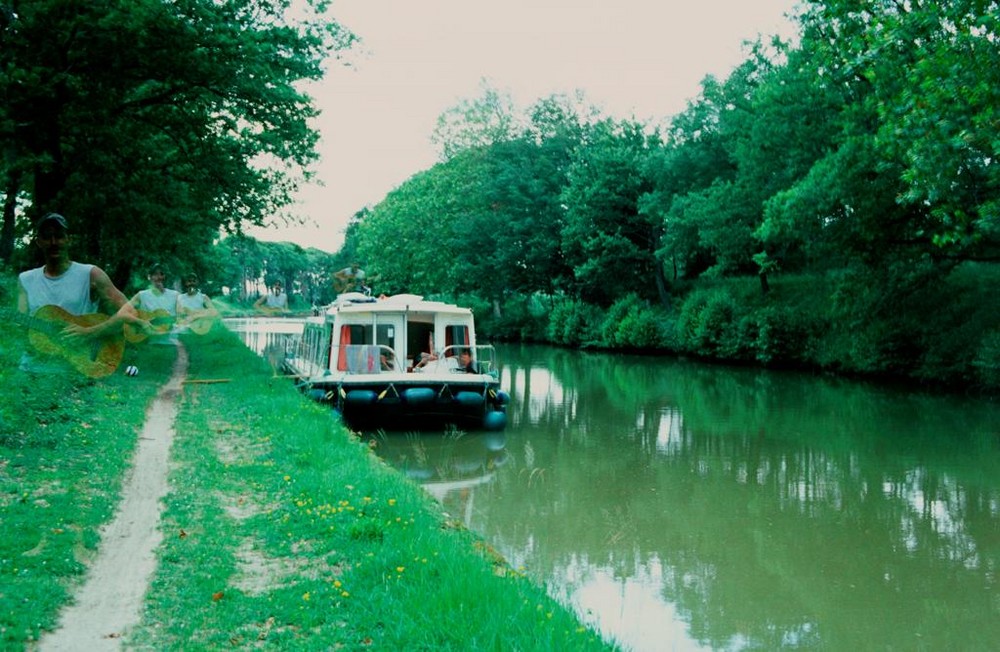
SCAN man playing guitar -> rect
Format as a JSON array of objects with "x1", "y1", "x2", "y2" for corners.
[
  {"x1": 16, "y1": 213, "x2": 146, "y2": 376},
  {"x1": 333, "y1": 261, "x2": 367, "y2": 295}
]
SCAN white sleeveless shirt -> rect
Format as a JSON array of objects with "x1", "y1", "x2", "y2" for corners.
[
  {"x1": 17, "y1": 262, "x2": 96, "y2": 373},
  {"x1": 18, "y1": 262, "x2": 96, "y2": 315},
  {"x1": 137, "y1": 287, "x2": 179, "y2": 315},
  {"x1": 178, "y1": 291, "x2": 209, "y2": 311}
]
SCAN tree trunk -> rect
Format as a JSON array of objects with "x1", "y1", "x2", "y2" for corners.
[
  {"x1": 759, "y1": 272, "x2": 771, "y2": 295},
  {"x1": 654, "y1": 259, "x2": 672, "y2": 313},
  {"x1": 0, "y1": 168, "x2": 20, "y2": 263}
]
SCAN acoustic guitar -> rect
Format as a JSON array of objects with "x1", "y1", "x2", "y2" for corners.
[
  {"x1": 334, "y1": 272, "x2": 377, "y2": 295},
  {"x1": 177, "y1": 311, "x2": 215, "y2": 335},
  {"x1": 15, "y1": 305, "x2": 124, "y2": 378},
  {"x1": 124, "y1": 309, "x2": 175, "y2": 344},
  {"x1": 333, "y1": 277, "x2": 358, "y2": 294}
]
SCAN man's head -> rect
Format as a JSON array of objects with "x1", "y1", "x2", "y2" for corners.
[
  {"x1": 34, "y1": 213, "x2": 70, "y2": 263},
  {"x1": 147, "y1": 263, "x2": 166, "y2": 290},
  {"x1": 458, "y1": 348, "x2": 472, "y2": 363},
  {"x1": 183, "y1": 273, "x2": 199, "y2": 294}
]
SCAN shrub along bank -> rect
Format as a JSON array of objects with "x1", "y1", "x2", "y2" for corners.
[
  {"x1": 0, "y1": 287, "x2": 614, "y2": 649},
  {"x1": 479, "y1": 264, "x2": 1000, "y2": 394}
]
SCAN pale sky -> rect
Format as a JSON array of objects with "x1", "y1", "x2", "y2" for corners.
[{"x1": 251, "y1": 0, "x2": 800, "y2": 253}]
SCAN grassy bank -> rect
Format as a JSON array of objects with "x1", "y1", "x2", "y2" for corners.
[{"x1": 0, "y1": 295, "x2": 614, "y2": 649}]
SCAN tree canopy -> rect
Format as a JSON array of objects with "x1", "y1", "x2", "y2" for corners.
[
  {"x1": 340, "y1": 0, "x2": 998, "y2": 312},
  {"x1": 1, "y1": 0, "x2": 355, "y2": 283}
]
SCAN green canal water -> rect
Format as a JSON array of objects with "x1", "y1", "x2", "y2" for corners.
[
  {"x1": 376, "y1": 343, "x2": 1000, "y2": 651},
  {"x1": 234, "y1": 323, "x2": 1000, "y2": 651}
]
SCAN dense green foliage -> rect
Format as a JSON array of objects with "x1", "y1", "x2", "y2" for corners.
[
  {"x1": 211, "y1": 235, "x2": 344, "y2": 308},
  {"x1": 1, "y1": 0, "x2": 354, "y2": 283},
  {"x1": 3, "y1": 1, "x2": 997, "y2": 390},
  {"x1": 339, "y1": 0, "x2": 999, "y2": 392}
]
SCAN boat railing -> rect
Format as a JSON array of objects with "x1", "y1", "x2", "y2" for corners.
[
  {"x1": 438, "y1": 344, "x2": 498, "y2": 377},
  {"x1": 290, "y1": 323, "x2": 329, "y2": 372}
]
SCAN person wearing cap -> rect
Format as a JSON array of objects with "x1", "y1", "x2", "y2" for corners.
[
  {"x1": 131, "y1": 263, "x2": 179, "y2": 315},
  {"x1": 127, "y1": 262, "x2": 180, "y2": 344},
  {"x1": 176, "y1": 272, "x2": 218, "y2": 327},
  {"x1": 16, "y1": 212, "x2": 146, "y2": 373}
]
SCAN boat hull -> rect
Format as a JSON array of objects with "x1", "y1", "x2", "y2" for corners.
[{"x1": 297, "y1": 374, "x2": 509, "y2": 431}]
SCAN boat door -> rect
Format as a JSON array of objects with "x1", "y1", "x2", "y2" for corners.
[{"x1": 373, "y1": 313, "x2": 405, "y2": 369}]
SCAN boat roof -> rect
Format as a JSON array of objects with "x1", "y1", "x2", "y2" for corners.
[{"x1": 327, "y1": 293, "x2": 472, "y2": 317}]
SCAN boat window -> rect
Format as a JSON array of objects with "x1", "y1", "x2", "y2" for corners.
[
  {"x1": 375, "y1": 324, "x2": 395, "y2": 351},
  {"x1": 444, "y1": 325, "x2": 469, "y2": 356},
  {"x1": 344, "y1": 345, "x2": 381, "y2": 374},
  {"x1": 336, "y1": 325, "x2": 369, "y2": 371}
]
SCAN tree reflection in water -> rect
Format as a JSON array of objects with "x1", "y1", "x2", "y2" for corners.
[{"x1": 489, "y1": 344, "x2": 1000, "y2": 651}]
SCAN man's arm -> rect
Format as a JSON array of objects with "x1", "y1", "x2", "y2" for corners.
[
  {"x1": 90, "y1": 265, "x2": 130, "y2": 313},
  {"x1": 62, "y1": 266, "x2": 145, "y2": 337}
]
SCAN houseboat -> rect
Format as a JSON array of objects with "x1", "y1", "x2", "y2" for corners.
[{"x1": 283, "y1": 293, "x2": 509, "y2": 431}]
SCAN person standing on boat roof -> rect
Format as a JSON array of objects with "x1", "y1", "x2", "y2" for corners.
[{"x1": 334, "y1": 261, "x2": 366, "y2": 295}]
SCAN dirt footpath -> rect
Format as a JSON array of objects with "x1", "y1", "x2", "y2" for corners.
[{"x1": 39, "y1": 344, "x2": 188, "y2": 651}]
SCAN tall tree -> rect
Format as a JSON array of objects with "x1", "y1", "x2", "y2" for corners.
[
  {"x1": 0, "y1": 0, "x2": 355, "y2": 280},
  {"x1": 431, "y1": 79, "x2": 521, "y2": 161},
  {"x1": 560, "y1": 119, "x2": 661, "y2": 306},
  {"x1": 772, "y1": 0, "x2": 1000, "y2": 271}
]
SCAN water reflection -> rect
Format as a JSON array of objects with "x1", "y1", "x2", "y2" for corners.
[
  {"x1": 367, "y1": 430, "x2": 509, "y2": 527},
  {"x1": 488, "y1": 345, "x2": 1000, "y2": 651},
  {"x1": 232, "y1": 322, "x2": 1000, "y2": 651},
  {"x1": 226, "y1": 317, "x2": 303, "y2": 374}
]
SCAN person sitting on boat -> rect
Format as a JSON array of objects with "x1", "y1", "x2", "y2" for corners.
[
  {"x1": 411, "y1": 351, "x2": 437, "y2": 372},
  {"x1": 456, "y1": 348, "x2": 482, "y2": 374}
]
